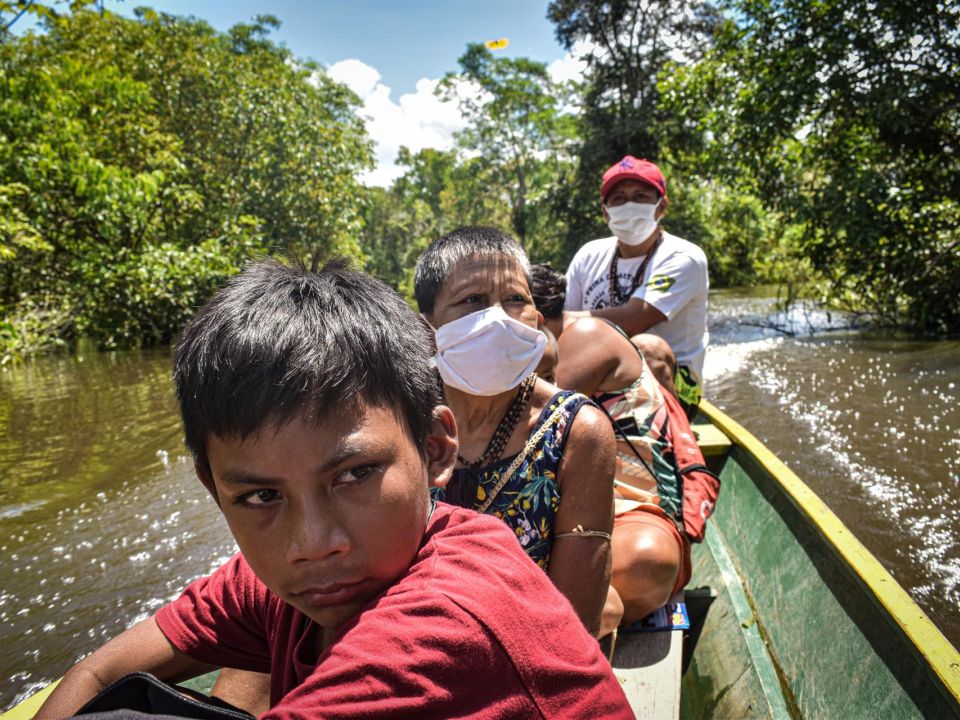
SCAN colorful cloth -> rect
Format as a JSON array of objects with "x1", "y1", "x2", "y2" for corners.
[
  {"x1": 593, "y1": 347, "x2": 683, "y2": 522},
  {"x1": 433, "y1": 390, "x2": 590, "y2": 570}
]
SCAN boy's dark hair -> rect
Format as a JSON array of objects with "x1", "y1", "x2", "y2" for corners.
[
  {"x1": 413, "y1": 226, "x2": 531, "y2": 314},
  {"x1": 174, "y1": 258, "x2": 439, "y2": 472},
  {"x1": 529, "y1": 263, "x2": 566, "y2": 320}
]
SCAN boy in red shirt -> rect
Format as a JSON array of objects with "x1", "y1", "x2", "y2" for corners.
[{"x1": 36, "y1": 259, "x2": 633, "y2": 719}]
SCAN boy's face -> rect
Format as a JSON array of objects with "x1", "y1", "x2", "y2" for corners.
[{"x1": 201, "y1": 402, "x2": 456, "y2": 629}]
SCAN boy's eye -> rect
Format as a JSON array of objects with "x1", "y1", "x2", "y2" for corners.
[
  {"x1": 462, "y1": 294, "x2": 482, "y2": 305},
  {"x1": 336, "y1": 464, "x2": 381, "y2": 486},
  {"x1": 237, "y1": 488, "x2": 280, "y2": 507}
]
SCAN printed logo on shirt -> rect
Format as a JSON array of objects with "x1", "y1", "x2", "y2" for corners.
[
  {"x1": 583, "y1": 272, "x2": 639, "y2": 309},
  {"x1": 647, "y1": 274, "x2": 675, "y2": 292}
]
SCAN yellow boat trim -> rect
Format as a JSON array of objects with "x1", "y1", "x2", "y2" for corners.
[
  {"x1": 699, "y1": 399, "x2": 960, "y2": 704},
  {"x1": 0, "y1": 679, "x2": 59, "y2": 719}
]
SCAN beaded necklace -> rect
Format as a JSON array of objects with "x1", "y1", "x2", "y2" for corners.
[
  {"x1": 456, "y1": 373, "x2": 538, "y2": 469},
  {"x1": 607, "y1": 231, "x2": 663, "y2": 306}
]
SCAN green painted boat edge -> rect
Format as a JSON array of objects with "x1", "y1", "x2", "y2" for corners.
[
  {"x1": 703, "y1": 521, "x2": 794, "y2": 718},
  {"x1": 698, "y1": 398, "x2": 960, "y2": 711}
]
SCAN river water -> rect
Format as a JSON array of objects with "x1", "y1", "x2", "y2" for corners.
[{"x1": 1, "y1": 291, "x2": 958, "y2": 710}]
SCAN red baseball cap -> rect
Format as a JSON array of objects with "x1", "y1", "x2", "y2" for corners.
[{"x1": 600, "y1": 156, "x2": 668, "y2": 207}]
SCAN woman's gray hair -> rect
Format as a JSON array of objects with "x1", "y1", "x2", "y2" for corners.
[{"x1": 414, "y1": 226, "x2": 532, "y2": 314}]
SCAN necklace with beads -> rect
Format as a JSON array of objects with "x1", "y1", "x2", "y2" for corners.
[
  {"x1": 456, "y1": 373, "x2": 538, "y2": 469},
  {"x1": 608, "y1": 231, "x2": 663, "y2": 306}
]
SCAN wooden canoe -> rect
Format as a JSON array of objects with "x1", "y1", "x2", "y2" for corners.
[{"x1": 613, "y1": 399, "x2": 960, "y2": 718}]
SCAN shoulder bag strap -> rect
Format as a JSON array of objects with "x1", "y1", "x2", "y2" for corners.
[{"x1": 476, "y1": 393, "x2": 585, "y2": 514}]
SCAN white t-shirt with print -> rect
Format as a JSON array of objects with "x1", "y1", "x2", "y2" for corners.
[{"x1": 564, "y1": 231, "x2": 709, "y2": 383}]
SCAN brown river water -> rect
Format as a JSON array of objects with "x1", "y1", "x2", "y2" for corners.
[{"x1": 1, "y1": 290, "x2": 958, "y2": 710}]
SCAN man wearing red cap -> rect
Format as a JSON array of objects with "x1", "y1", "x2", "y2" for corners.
[{"x1": 564, "y1": 156, "x2": 708, "y2": 414}]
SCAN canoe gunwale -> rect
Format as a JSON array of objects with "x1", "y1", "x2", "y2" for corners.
[{"x1": 697, "y1": 398, "x2": 960, "y2": 711}]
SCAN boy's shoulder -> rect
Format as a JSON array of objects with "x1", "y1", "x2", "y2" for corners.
[
  {"x1": 293, "y1": 503, "x2": 632, "y2": 718},
  {"x1": 404, "y1": 502, "x2": 559, "y2": 608}
]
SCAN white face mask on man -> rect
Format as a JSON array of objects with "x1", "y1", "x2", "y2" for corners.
[
  {"x1": 430, "y1": 305, "x2": 545, "y2": 396},
  {"x1": 605, "y1": 200, "x2": 661, "y2": 246}
]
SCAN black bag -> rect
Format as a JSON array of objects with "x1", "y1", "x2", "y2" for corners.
[{"x1": 75, "y1": 672, "x2": 254, "y2": 720}]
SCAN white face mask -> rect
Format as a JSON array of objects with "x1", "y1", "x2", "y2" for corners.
[
  {"x1": 605, "y1": 200, "x2": 661, "y2": 246},
  {"x1": 431, "y1": 305, "x2": 545, "y2": 396}
]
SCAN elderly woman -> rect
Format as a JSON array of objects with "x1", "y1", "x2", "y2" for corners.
[{"x1": 414, "y1": 227, "x2": 616, "y2": 637}]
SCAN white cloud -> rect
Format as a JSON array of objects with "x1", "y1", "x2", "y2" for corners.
[
  {"x1": 329, "y1": 59, "x2": 467, "y2": 187},
  {"x1": 547, "y1": 41, "x2": 592, "y2": 84},
  {"x1": 328, "y1": 44, "x2": 591, "y2": 188},
  {"x1": 327, "y1": 58, "x2": 381, "y2": 98}
]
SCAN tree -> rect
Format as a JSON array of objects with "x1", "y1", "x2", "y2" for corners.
[
  {"x1": 0, "y1": 6, "x2": 372, "y2": 356},
  {"x1": 547, "y1": 0, "x2": 723, "y2": 256},
  {"x1": 437, "y1": 43, "x2": 578, "y2": 250},
  {"x1": 360, "y1": 147, "x2": 513, "y2": 298},
  {"x1": 659, "y1": 0, "x2": 960, "y2": 333}
]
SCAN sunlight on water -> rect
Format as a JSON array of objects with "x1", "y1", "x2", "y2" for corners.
[
  {"x1": 705, "y1": 291, "x2": 960, "y2": 648},
  {"x1": 0, "y1": 351, "x2": 238, "y2": 712}
]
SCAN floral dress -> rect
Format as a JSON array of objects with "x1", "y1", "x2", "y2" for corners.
[{"x1": 432, "y1": 390, "x2": 590, "y2": 570}]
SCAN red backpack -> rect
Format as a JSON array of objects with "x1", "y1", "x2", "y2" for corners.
[{"x1": 660, "y1": 390, "x2": 720, "y2": 543}]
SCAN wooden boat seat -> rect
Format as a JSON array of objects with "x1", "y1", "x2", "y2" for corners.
[
  {"x1": 689, "y1": 419, "x2": 731, "y2": 456},
  {"x1": 609, "y1": 593, "x2": 684, "y2": 720}
]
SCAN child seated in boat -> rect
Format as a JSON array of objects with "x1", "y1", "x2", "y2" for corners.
[
  {"x1": 36, "y1": 259, "x2": 632, "y2": 719},
  {"x1": 530, "y1": 262, "x2": 720, "y2": 631}
]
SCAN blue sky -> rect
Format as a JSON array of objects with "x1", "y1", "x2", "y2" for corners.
[
  {"x1": 108, "y1": 0, "x2": 570, "y2": 97},
  {"x1": 12, "y1": 1, "x2": 588, "y2": 185}
]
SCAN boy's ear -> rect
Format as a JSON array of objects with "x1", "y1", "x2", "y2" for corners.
[
  {"x1": 425, "y1": 406, "x2": 458, "y2": 489},
  {"x1": 194, "y1": 461, "x2": 222, "y2": 509}
]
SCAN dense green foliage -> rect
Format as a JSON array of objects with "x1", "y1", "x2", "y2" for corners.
[
  {"x1": 0, "y1": 5, "x2": 370, "y2": 360},
  {"x1": 2, "y1": 0, "x2": 957, "y2": 359},
  {"x1": 658, "y1": 0, "x2": 960, "y2": 333},
  {"x1": 437, "y1": 44, "x2": 578, "y2": 250},
  {"x1": 360, "y1": 147, "x2": 514, "y2": 301}
]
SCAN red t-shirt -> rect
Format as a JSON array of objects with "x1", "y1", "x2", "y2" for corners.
[{"x1": 156, "y1": 503, "x2": 633, "y2": 719}]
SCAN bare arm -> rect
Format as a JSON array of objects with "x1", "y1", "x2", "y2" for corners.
[
  {"x1": 549, "y1": 404, "x2": 616, "y2": 637},
  {"x1": 571, "y1": 297, "x2": 667, "y2": 337},
  {"x1": 554, "y1": 318, "x2": 622, "y2": 396},
  {"x1": 35, "y1": 616, "x2": 213, "y2": 719}
]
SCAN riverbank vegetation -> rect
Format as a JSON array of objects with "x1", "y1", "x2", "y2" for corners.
[{"x1": 1, "y1": 0, "x2": 957, "y2": 361}]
